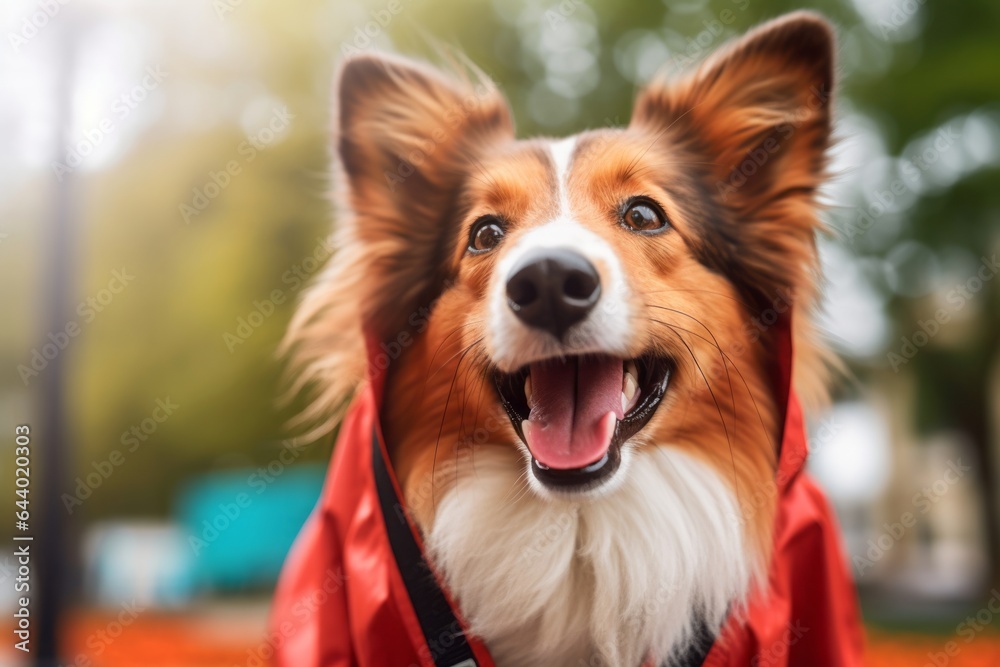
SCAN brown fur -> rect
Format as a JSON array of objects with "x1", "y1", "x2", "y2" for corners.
[{"x1": 285, "y1": 12, "x2": 837, "y2": 579}]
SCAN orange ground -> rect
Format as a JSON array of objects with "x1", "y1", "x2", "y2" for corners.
[
  {"x1": 2, "y1": 610, "x2": 998, "y2": 666},
  {"x1": 864, "y1": 629, "x2": 1000, "y2": 667}
]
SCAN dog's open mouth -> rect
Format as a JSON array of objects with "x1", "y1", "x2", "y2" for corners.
[{"x1": 495, "y1": 354, "x2": 671, "y2": 489}]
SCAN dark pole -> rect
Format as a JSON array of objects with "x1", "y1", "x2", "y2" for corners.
[{"x1": 36, "y1": 17, "x2": 80, "y2": 667}]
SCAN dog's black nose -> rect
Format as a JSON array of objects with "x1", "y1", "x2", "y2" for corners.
[{"x1": 506, "y1": 248, "x2": 601, "y2": 340}]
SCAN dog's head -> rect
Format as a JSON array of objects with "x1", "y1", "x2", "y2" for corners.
[{"x1": 289, "y1": 12, "x2": 834, "y2": 533}]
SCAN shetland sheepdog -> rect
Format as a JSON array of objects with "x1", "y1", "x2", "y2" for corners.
[{"x1": 286, "y1": 11, "x2": 836, "y2": 666}]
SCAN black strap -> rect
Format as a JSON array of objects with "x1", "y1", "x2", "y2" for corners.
[
  {"x1": 372, "y1": 426, "x2": 717, "y2": 667},
  {"x1": 670, "y1": 615, "x2": 716, "y2": 667},
  {"x1": 371, "y1": 427, "x2": 480, "y2": 667}
]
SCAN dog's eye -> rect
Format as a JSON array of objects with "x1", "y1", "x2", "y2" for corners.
[
  {"x1": 468, "y1": 216, "x2": 505, "y2": 253},
  {"x1": 622, "y1": 200, "x2": 668, "y2": 234}
]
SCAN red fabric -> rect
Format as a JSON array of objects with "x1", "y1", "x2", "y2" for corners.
[
  {"x1": 269, "y1": 340, "x2": 494, "y2": 667},
  {"x1": 270, "y1": 319, "x2": 864, "y2": 666},
  {"x1": 700, "y1": 390, "x2": 865, "y2": 666}
]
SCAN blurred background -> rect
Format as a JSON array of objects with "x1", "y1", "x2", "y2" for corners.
[{"x1": 1, "y1": 0, "x2": 998, "y2": 665}]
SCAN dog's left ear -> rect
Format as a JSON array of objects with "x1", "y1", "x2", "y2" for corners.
[
  {"x1": 632, "y1": 12, "x2": 834, "y2": 302},
  {"x1": 633, "y1": 11, "x2": 834, "y2": 201}
]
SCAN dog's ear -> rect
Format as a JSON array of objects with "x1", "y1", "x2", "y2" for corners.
[
  {"x1": 334, "y1": 53, "x2": 513, "y2": 339},
  {"x1": 631, "y1": 12, "x2": 834, "y2": 303}
]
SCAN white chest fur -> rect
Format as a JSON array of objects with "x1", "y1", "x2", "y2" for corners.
[{"x1": 426, "y1": 445, "x2": 756, "y2": 667}]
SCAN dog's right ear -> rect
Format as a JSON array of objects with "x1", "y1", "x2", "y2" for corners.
[
  {"x1": 334, "y1": 53, "x2": 513, "y2": 339},
  {"x1": 283, "y1": 55, "x2": 511, "y2": 434}
]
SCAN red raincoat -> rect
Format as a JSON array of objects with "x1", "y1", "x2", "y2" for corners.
[{"x1": 270, "y1": 318, "x2": 865, "y2": 666}]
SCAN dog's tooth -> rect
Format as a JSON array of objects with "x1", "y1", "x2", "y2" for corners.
[
  {"x1": 622, "y1": 371, "x2": 638, "y2": 413},
  {"x1": 524, "y1": 374, "x2": 533, "y2": 406},
  {"x1": 623, "y1": 361, "x2": 639, "y2": 392}
]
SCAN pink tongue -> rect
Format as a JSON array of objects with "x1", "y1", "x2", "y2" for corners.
[{"x1": 524, "y1": 356, "x2": 624, "y2": 470}]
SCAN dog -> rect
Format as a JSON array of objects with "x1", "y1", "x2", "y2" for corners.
[{"x1": 280, "y1": 11, "x2": 856, "y2": 667}]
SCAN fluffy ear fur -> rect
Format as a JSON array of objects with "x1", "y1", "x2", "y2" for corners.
[
  {"x1": 336, "y1": 53, "x2": 514, "y2": 337},
  {"x1": 631, "y1": 12, "x2": 837, "y2": 408},
  {"x1": 631, "y1": 11, "x2": 834, "y2": 307},
  {"x1": 283, "y1": 54, "x2": 512, "y2": 434}
]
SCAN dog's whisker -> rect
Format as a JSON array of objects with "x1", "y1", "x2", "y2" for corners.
[
  {"x1": 454, "y1": 357, "x2": 490, "y2": 490},
  {"x1": 648, "y1": 307, "x2": 777, "y2": 453},
  {"x1": 654, "y1": 319, "x2": 775, "y2": 454},
  {"x1": 432, "y1": 337, "x2": 483, "y2": 513},
  {"x1": 501, "y1": 471, "x2": 533, "y2": 509},
  {"x1": 641, "y1": 288, "x2": 754, "y2": 310},
  {"x1": 491, "y1": 458, "x2": 532, "y2": 509},
  {"x1": 646, "y1": 305, "x2": 738, "y2": 445},
  {"x1": 426, "y1": 320, "x2": 483, "y2": 380},
  {"x1": 664, "y1": 327, "x2": 742, "y2": 509}
]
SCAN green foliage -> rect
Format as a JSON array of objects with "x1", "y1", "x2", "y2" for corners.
[{"x1": 3, "y1": 0, "x2": 997, "y2": 525}]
